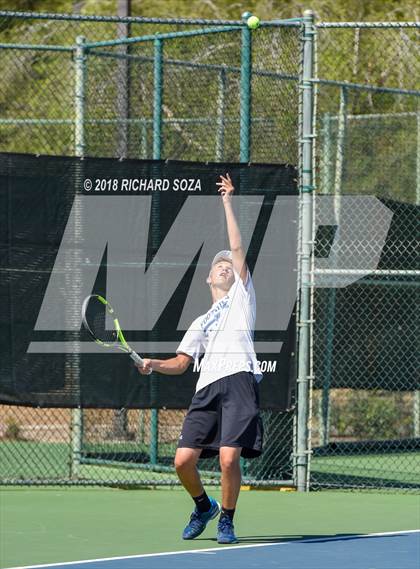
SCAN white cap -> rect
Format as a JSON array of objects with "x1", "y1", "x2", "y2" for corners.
[{"x1": 211, "y1": 250, "x2": 232, "y2": 267}]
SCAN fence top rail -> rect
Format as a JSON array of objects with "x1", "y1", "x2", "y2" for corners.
[
  {"x1": 84, "y1": 25, "x2": 241, "y2": 49},
  {"x1": 0, "y1": 10, "x2": 301, "y2": 27},
  {"x1": 324, "y1": 111, "x2": 418, "y2": 121},
  {"x1": 3, "y1": 11, "x2": 417, "y2": 27},
  {"x1": 313, "y1": 269, "x2": 420, "y2": 276},
  {"x1": 0, "y1": 10, "x2": 241, "y2": 25},
  {"x1": 0, "y1": 42, "x2": 73, "y2": 52},
  {"x1": 314, "y1": 78, "x2": 420, "y2": 97},
  {"x1": 0, "y1": 11, "x2": 417, "y2": 29},
  {"x1": 317, "y1": 21, "x2": 419, "y2": 28}
]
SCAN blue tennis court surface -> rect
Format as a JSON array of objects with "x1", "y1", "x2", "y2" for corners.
[{"x1": 7, "y1": 530, "x2": 419, "y2": 569}]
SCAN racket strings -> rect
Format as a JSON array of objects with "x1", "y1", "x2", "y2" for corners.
[
  {"x1": 84, "y1": 298, "x2": 118, "y2": 344},
  {"x1": 92, "y1": 311, "x2": 117, "y2": 344}
]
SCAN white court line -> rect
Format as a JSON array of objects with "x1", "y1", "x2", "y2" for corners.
[{"x1": 4, "y1": 529, "x2": 420, "y2": 569}]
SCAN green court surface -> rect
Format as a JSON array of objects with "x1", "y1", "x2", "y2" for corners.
[
  {"x1": 1, "y1": 487, "x2": 419, "y2": 569},
  {"x1": 311, "y1": 452, "x2": 420, "y2": 485}
]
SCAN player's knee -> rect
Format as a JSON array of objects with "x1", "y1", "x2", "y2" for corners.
[
  {"x1": 219, "y1": 453, "x2": 240, "y2": 472},
  {"x1": 174, "y1": 455, "x2": 185, "y2": 471},
  {"x1": 174, "y1": 452, "x2": 194, "y2": 472}
]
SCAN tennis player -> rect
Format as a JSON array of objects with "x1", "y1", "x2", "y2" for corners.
[{"x1": 137, "y1": 173, "x2": 263, "y2": 544}]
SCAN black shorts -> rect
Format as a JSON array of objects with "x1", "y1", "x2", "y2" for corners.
[{"x1": 177, "y1": 371, "x2": 263, "y2": 459}]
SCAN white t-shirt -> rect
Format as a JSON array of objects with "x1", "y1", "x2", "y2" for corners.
[{"x1": 176, "y1": 270, "x2": 262, "y2": 392}]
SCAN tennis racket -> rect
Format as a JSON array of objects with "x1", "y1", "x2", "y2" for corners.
[{"x1": 82, "y1": 294, "x2": 145, "y2": 367}]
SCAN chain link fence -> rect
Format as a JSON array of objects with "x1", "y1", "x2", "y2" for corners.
[
  {"x1": 309, "y1": 22, "x2": 419, "y2": 490},
  {"x1": 0, "y1": 12, "x2": 299, "y2": 488},
  {"x1": 0, "y1": 405, "x2": 294, "y2": 486},
  {"x1": 0, "y1": 12, "x2": 418, "y2": 491}
]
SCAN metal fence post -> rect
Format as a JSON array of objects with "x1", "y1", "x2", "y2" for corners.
[
  {"x1": 216, "y1": 67, "x2": 227, "y2": 161},
  {"x1": 239, "y1": 13, "x2": 253, "y2": 478},
  {"x1": 70, "y1": 35, "x2": 86, "y2": 478},
  {"x1": 153, "y1": 38, "x2": 163, "y2": 159},
  {"x1": 114, "y1": 11, "x2": 131, "y2": 438},
  {"x1": 320, "y1": 86, "x2": 348, "y2": 447},
  {"x1": 74, "y1": 36, "x2": 85, "y2": 157},
  {"x1": 296, "y1": 9, "x2": 315, "y2": 492},
  {"x1": 318, "y1": 113, "x2": 333, "y2": 447},
  {"x1": 334, "y1": 87, "x2": 347, "y2": 219},
  {"x1": 116, "y1": 0, "x2": 131, "y2": 158},
  {"x1": 140, "y1": 120, "x2": 148, "y2": 158},
  {"x1": 149, "y1": 37, "x2": 164, "y2": 466},
  {"x1": 318, "y1": 88, "x2": 347, "y2": 448},
  {"x1": 240, "y1": 15, "x2": 252, "y2": 162},
  {"x1": 414, "y1": 110, "x2": 420, "y2": 438}
]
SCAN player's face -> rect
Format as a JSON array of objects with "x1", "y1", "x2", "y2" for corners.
[{"x1": 210, "y1": 260, "x2": 234, "y2": 290}]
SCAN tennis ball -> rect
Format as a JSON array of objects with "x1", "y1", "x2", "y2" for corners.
[{"x1": 247, "y1": 16, "x2": 260, "y2": 30}]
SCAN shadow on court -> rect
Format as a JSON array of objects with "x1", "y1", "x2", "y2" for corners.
[
  {"x1": 195, "y1": 532, "x2": 410, "y2": 544},
  {"x1": 195, "y1": 533, "x2": 356, "y2": 544}
]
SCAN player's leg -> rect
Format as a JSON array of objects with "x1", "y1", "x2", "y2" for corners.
[
  {"x1": 217, "y1": 372, "x2": 263, "y2": 544},
  {"x1": 174, "y1": 447, "x2": 203, "y2": 496},
  {"x1": 217, "y1": 446, "x2": 241, "y2": 543},
  {"x1": 176, "y1": 388, "x2": 221, "y2": 540},
  {"x1": 175, "y1": 446, "x2": 220, "y2": 539},
  {"x1": 219, "y1": 446, "x2": 242, "y2": 509}
]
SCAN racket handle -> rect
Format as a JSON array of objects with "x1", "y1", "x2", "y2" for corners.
[{"x1": 129, "y1": 351, "x2": 144, "y2": 366}]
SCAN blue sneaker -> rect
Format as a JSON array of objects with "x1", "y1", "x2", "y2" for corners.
[
  {"x1": 182, "y1": 497, "x2": 220, "y2": 540},
  {"x1": 217, "y1": 516, "x2": 238, "y2": 544}
]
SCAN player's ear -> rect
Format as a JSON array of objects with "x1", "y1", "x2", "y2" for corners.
[{"x1": 206, "y1": 276, "x2": 211, "y2": 285}]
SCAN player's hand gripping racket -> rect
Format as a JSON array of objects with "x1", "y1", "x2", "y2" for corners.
[{"x1": 82, "y1": 294, "x2": 147, "y2": 369}]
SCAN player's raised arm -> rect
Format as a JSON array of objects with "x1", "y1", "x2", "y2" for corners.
[{"x1": 216, "y1": 173, "x2": 247, "y2": 283}]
